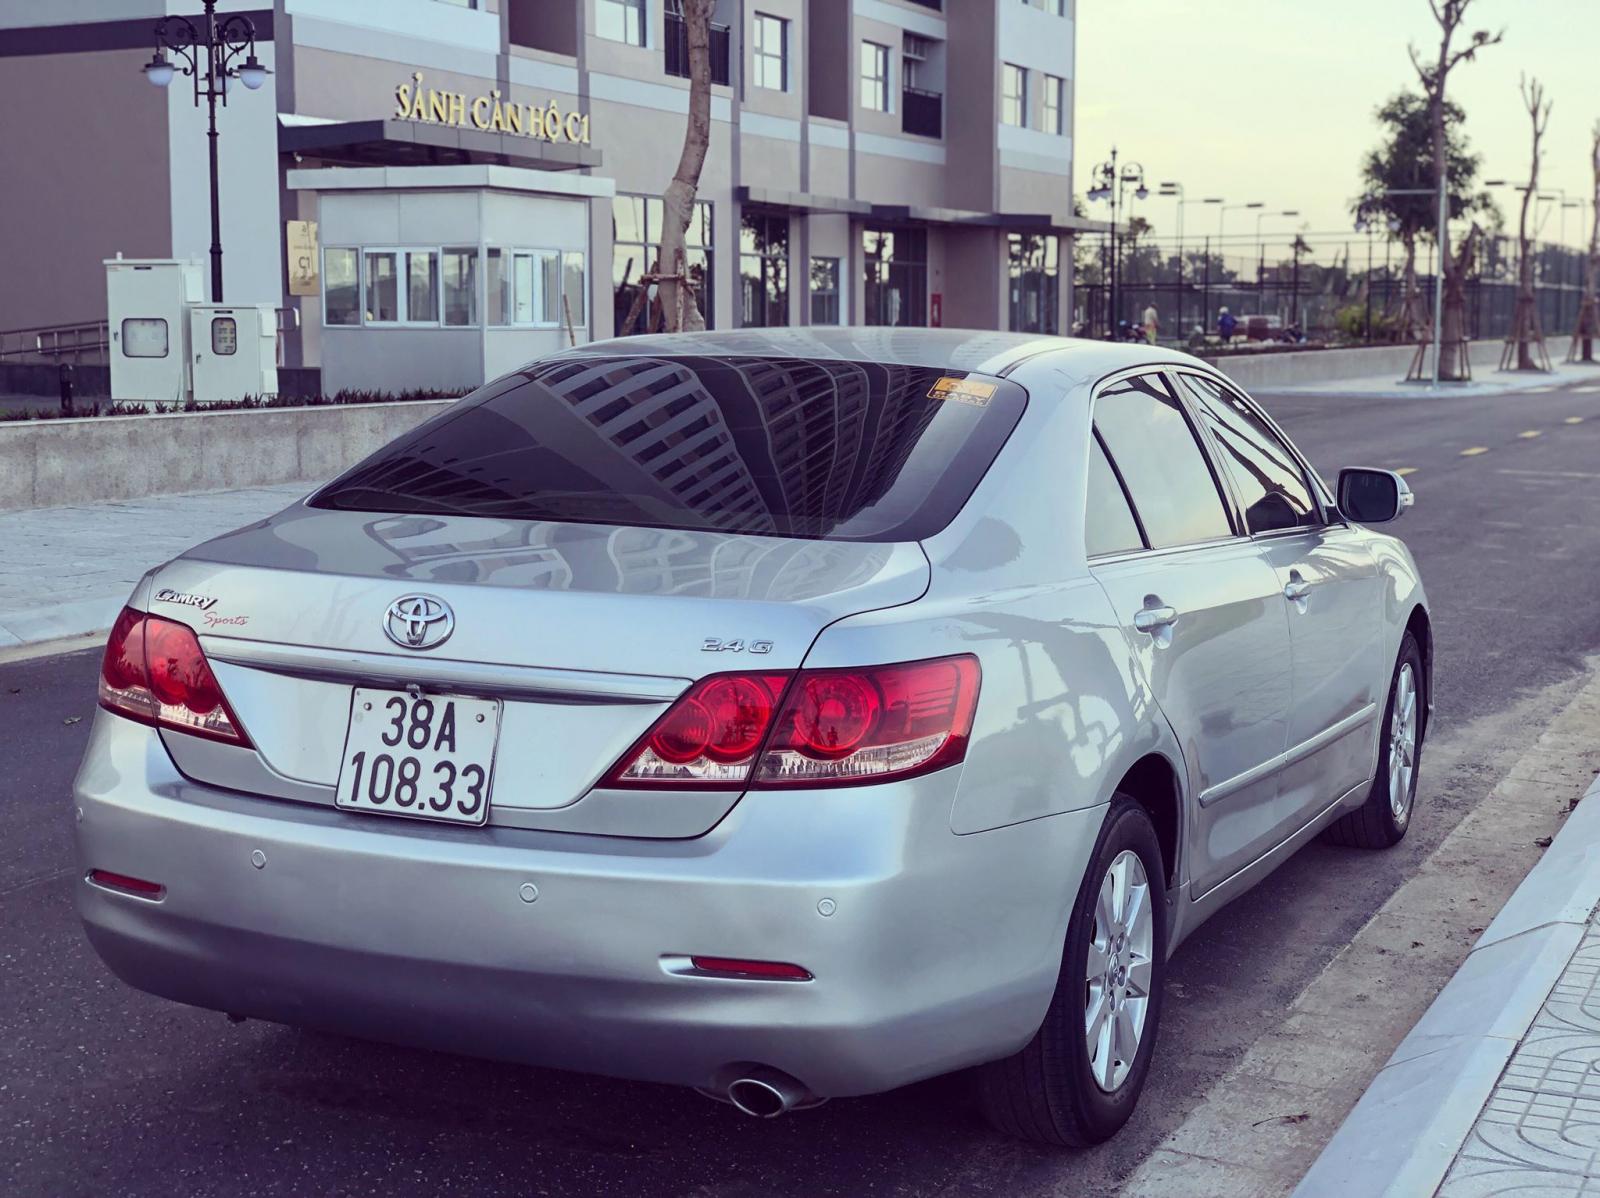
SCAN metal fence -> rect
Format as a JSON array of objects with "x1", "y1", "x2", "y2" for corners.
[{"x1": 1073, "y1": 231, "x2": 1592, "y2": 346}]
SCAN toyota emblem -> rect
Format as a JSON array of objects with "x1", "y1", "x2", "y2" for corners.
[{"x1": 383, "y1": 594, "x2": 454, "y2": 651}]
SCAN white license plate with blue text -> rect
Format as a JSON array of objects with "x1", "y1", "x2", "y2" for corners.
[{"x1": 334, "y1": 688, "x2": 500, "y2": 825}]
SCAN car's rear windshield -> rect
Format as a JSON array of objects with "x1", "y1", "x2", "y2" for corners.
[{"x1": 310, "y1": 354, "x2": 1028, "y2": 543}]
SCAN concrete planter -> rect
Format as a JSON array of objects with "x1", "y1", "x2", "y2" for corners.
[{"x1": 0, "y1": 399, "x2": 453, "y2": 513}]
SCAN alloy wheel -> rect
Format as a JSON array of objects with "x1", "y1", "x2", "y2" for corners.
[
  {"x1": 1084, "y1": 849, "x2": 1154, "y2": 1092},
  {"x1": 1389, "y1": 663, "x2": 1418, "y2": 821}
]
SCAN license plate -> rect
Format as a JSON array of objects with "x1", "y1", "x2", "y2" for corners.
[{"x1": 334, "y1": 688, "x2": 500, "y2": 826}]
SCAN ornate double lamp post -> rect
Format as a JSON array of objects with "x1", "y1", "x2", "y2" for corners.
[
  {"x1": 142, "y1": 1, "x2": 271, "y2": 302},
  {"x1": 1087, "y1": 149, "x2": 1148, "y2": 337}
]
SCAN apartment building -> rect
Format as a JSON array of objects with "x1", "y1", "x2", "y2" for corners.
[{"x1": 0, "y1": 0, "x2": 1084, "y2": 394}]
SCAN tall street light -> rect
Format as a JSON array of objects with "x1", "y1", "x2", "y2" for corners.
[
  {"x1": 1255, "y1": 210, "x2": 1300, "y2": 317},
  {"x1": 143, "y1": 0, "x2": 271, "y2": 303},
  {"x1": 1088, "y1": 148, "x2": 1148, "y2": 337}
]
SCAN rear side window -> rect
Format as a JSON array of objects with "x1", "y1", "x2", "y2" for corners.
[
  {"x1": 311, "y1": 355, "x2": 1028, "y2": 543},
  {"x1": 1093, "y1": 373, "x2": 1233, "y2": 549},
  {"x1": 1176, "y1": 374, "x2": 1320, "y2": 535},
  {"x1": 1086, "y1": 433, "x2": 1144, "y2": 557}
]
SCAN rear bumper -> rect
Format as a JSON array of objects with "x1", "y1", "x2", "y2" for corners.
[{"x1": 73, "y1": 712, "x2": 1106, "y2": 1097}]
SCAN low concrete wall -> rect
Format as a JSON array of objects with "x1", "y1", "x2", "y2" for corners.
[
  {"x1": 0, "y1": 399, "x2": 452, "y2": 513},
  {"x1": 1209, "y1": 335, "x2": 1574, "y2": 390}
]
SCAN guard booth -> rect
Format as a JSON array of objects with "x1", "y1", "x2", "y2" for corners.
[{"x1": 105, "y1": 257, "x2": 278, "y2": 404}]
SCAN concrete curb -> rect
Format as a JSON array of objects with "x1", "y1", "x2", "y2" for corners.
[{"x1": 1293, "y1": 775, "x2": 1600, "y2": 1197}]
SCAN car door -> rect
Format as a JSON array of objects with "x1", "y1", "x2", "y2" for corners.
[
  {"x1": 1087, "y1": 371, "x2": 1294, "y2": 898},
  {"x1": 1174, "y1": 371, "x2": 1386, "y2": 822}
]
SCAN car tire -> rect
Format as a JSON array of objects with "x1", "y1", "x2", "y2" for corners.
[
  {"x1": 1322, "y1": 631, "x2": 1426, "y2": 850},
  {"x1": 975, "y1": 796, "x2": 1168, "y2": 1148}
]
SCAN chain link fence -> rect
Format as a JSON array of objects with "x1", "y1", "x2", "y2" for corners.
[{"x1": 1073, "y1": 231, "x2": 1592, "y2": 348}]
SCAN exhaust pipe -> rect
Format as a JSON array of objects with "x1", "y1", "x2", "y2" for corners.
[{"x1": 709, "y1": 1066, "x2": 825, "y2": 1118}]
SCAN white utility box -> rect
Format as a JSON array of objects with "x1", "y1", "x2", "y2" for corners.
[
  {"x1": 105, "y1": 257, "x2": 278, "y2": 404},
  {"x1": 188, "y1": 304, "x2": 278, "y2": 403},
  {"x1": 106, "y1": 258, "x2": 205, "y2": 403}
]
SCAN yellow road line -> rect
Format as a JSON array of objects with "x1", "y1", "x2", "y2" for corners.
[
  {"x1": 1460, "y1": 446, "x2": 1490, "y2": 456},
  {"x1": 1396, "y1": 467, "x2": 1418, "y2": 476},
  {"x1": 1566, "y1": 416, "x2": 1584, "y2": 424},
  {"x1": 1519, "y1": 430, "x2": 1542, "y2": 439}
]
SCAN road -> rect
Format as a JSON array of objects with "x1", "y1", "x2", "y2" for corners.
[{"x1": 6, "y1": 372, "x2": 1600, "y2": 1197}]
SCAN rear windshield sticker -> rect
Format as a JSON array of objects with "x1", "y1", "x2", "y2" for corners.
[{"x1": 927, "y1": 376, "x2": 997, "y2": 407}]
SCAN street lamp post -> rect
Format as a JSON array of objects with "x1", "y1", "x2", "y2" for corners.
[
  {"x1": 1255, "y1": 210, "x2": 1300, "y2": 320},
  {"x1": 142, "y1": 0, "x2": 271, "y2": 303},
  {"x1": 1217, "y1": 202, "x2": 1262, "y2": 325},
  {"x1": 1088, "y1": 148, "x2": 1148, "y2": 337}
]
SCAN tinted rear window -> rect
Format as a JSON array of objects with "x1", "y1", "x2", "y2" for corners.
[{"x1": 311, "y1": 355, "x2": 1028, "y2": 542}]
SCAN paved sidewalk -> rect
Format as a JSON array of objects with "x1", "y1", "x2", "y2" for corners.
[
  {"x1": 0, "y1": 482, "x2": 312, "y2": 649},
  {"x1": 1296, "y1": 771, "x2": 1600, "y2": 1197},
  {"x1": 1261, "y1": 360, "x2": 1600, "y2": 399}
]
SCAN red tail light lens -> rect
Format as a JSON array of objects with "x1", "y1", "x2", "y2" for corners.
[
  {"x1": 603, "y1": 655, "x2": 979, "y2": 790},
  {"x1": 98, "y1": 606, "x2": 251, "y2": 747},
  {"x1": 607, "y1": 672, "x2": 790, "y2": 785},
  {"x1": 756, "y1": 657, "x2": 980, "y2": 786}
]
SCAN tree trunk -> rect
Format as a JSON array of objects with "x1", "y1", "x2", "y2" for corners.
[{"x1": 658, "y1": 0, "x2": 713, "y2": 333}]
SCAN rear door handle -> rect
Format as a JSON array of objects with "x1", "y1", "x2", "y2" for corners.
[{"x1": 1133, "y1": 604, "x2": 1178, "y2": 634}]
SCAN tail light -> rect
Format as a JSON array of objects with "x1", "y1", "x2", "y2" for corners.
[
  {"x1": 603, "y1": 655, "x2": 978, "y2": 790},
  {"x1": 98, "y1": 606, "x2": 251, "y2": 747}
]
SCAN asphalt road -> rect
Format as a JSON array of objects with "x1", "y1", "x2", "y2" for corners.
[{"x1": 7, "y1": 371, "x2": 1600, "y2": 1197}]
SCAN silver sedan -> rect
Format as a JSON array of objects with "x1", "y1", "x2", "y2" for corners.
[{"x1": 74, "y1": 329, "x2": 1429, "y2": 1146}]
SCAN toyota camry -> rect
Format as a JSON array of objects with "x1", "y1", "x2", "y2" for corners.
[{"x1": 74, "y1": 328, "x2": 1429, "y2": 1146}]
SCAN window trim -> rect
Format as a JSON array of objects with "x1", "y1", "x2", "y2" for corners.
[
  {"x1": 1085, "y1": 365, "x2": 1248, "y2": 560},
  {"x1": 596, "y1": 0, "x2": 648, "y2": 47},
  {"x1": 1166, "y1": 368, "x2": 1338, "y2": 534},
  {"x1": 1042, "y1": 72, "x2": 1065, "y2": 136}
]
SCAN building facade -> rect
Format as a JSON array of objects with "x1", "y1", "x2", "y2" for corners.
[{"x1": 0, "y1": 0, "x2": 1083, "y2": 395}]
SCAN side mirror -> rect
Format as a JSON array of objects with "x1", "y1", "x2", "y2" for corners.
[{"x1": 1338, "y1": 468, "x2": 1413, "y2": 524}]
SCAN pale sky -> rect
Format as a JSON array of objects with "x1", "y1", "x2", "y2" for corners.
[{"x1": 1075, "y1": 0, "x2": 1600, "y2": 250}]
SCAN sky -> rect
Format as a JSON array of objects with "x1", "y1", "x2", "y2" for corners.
[{"x1": 1075, "y1": 0, "x2": 1600, "y2": 251}]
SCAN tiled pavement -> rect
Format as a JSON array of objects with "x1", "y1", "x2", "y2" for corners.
[
  {"x1": 1440, "y1": 911, "x2": 1600, "y2": 1195},
  {"x1": 0, "y1": 482, "x2": 311, "y2": 648}
]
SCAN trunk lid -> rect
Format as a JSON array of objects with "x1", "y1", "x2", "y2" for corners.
[{"x1": 148, "y1": 505, "x2": 927, "y2": 831}]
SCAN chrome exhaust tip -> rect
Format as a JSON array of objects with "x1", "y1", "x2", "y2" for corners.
[{"x1": 714, "y1": 1066, "x2": 825, "y2": 1118}]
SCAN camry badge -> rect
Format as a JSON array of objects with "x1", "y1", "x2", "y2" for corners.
[{"x1": 383, "y1": 594, "x2": 454, "y2": 651}]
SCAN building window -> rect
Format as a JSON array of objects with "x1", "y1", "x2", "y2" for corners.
[
  {"x1": 860, "y1": 40, "x2": 890, "y2": 112},
  {"x1": 323, "y1": 248, "x2": 360, "y2": 326},
  {"x1": 363, "y1": 251, "x2": 399, "y2": 323},
  {"x1": 597, "y1": 0, "x2": 646, "y2": 46},
  {"x1": 1008, "y1": 233, "x2": 1059, "y2": 333},
  {"x1": 810, "y1": 257, "x2": 841, "y2": 324},
  {"x1": 752, "y1": 13, "x2": 788, "y2": 91},
  {"x1": 1001, "y1": 63, "x2": 1027, "y2": 127},
  {"x1": 739, "y1": 211, "x2": 789, "y2": 327},
  {"x1": 1023, "y1": 0, "x2": 1066, "y2": 14},
  {"x1": 1043, "y1": 73, "x2": 1065, "y2": 135},
  {"x1": 862, "y1": 227, "x2": 926, "y2": 327},
  {"x1": 442, "y1": 248, "x2": 478, "y2": 326},
  {"x1": 121, "y1": 317, "x2": 168, "y2": 358},
  {"x1": 407, "y1": 250, "x2": 440, "y2": 323},
  {"x1": 613, "y1": 193, "x2": 715, "y2": 335}
]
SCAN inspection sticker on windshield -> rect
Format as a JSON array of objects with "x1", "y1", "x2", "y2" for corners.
[{"x1": 927, "y1": 376, "x2": 996, "y2": 407}]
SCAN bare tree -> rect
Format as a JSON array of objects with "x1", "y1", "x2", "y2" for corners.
[
  {"x1": 1409, "y1": 0, "x2": 1502, "y2": 380},
  {"x1": 657, "y1": 0, "x2": 713, "y2": 332},
  {"x1": 1503, "y1": 75, "x2": 1552, "y2": 371},
  {"x1": 1572, "y1": 119, "x2": 1600, "y2": 364}
]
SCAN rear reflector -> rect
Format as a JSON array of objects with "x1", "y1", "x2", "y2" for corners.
[
  {"x1": 688, "y1": 957, "x2": 813, "y2": 981},
  {"x1": 603, "y1": 655, "x2": 979, "y2": 790},
  {"x1": 98, "y1": 606, "x2": 251, "y2": 747},
  {"x1": 87, "y1": 869, "x2": 166, "y2": 899}
]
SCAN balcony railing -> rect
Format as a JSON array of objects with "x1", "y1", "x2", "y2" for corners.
[
  {"x1": 901, "y1": 86, "x2": 943, "y2": 139},
  {"x1": 664, "y1": 14, "x2": 732, "y2": 86}
]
